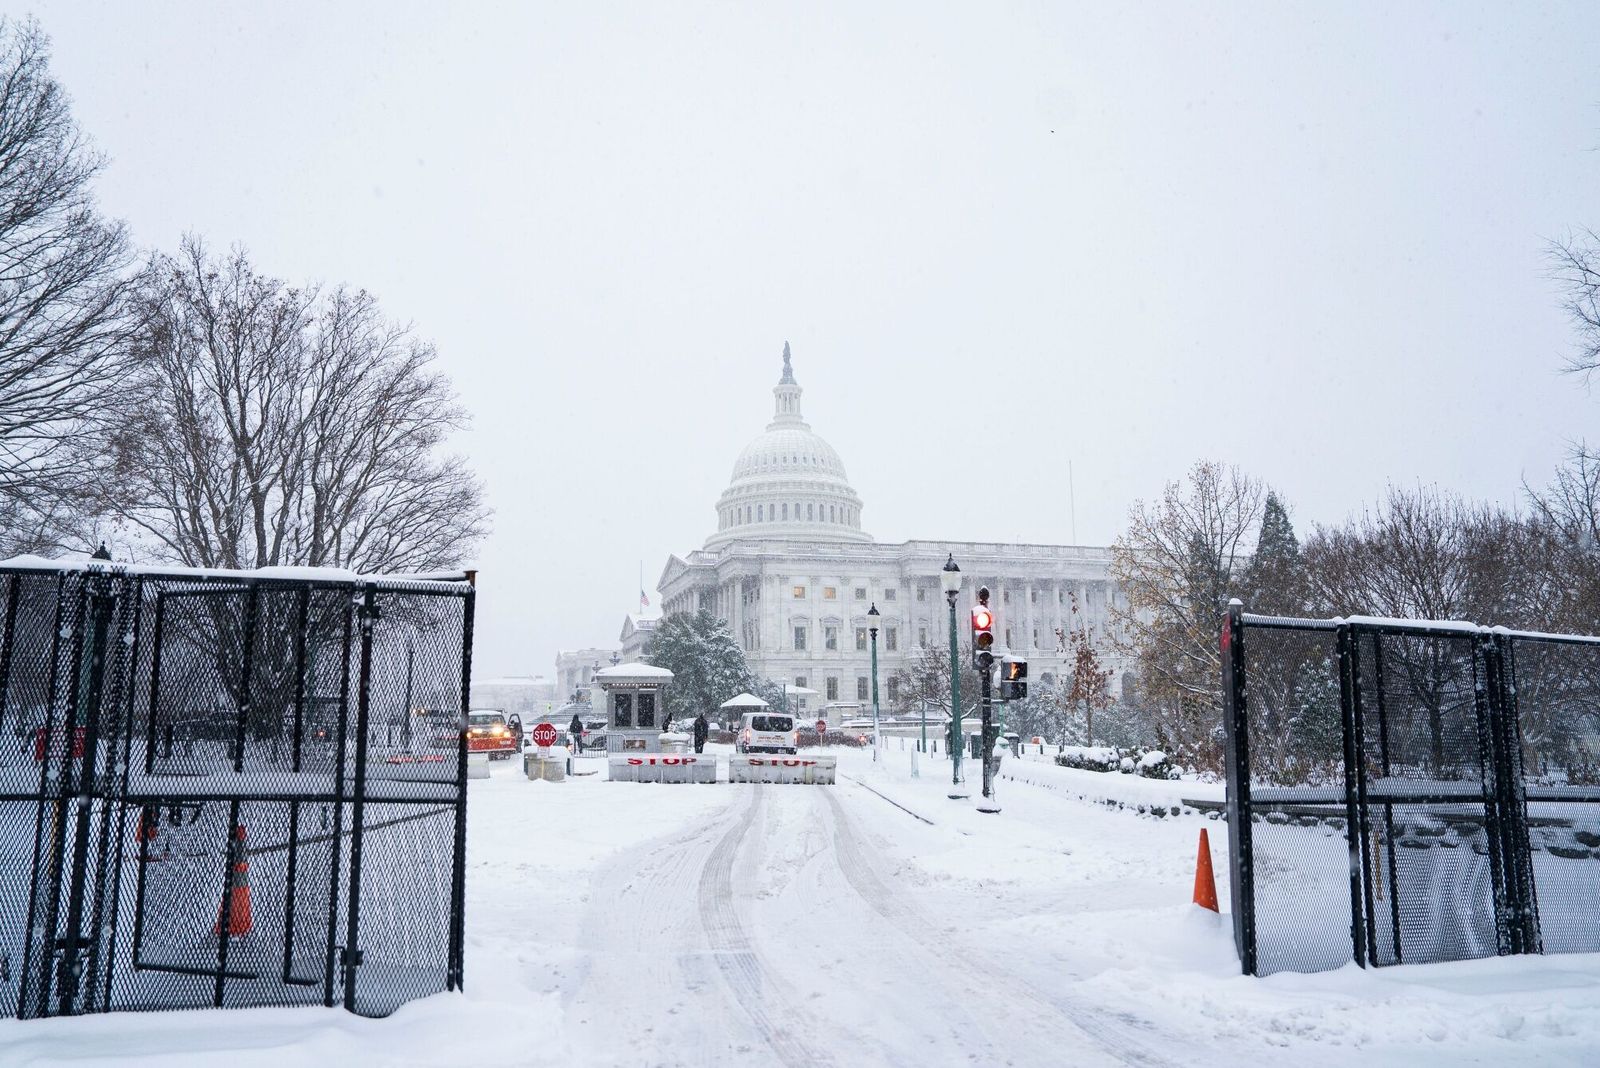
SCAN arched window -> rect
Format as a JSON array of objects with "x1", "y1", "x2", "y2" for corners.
[
  {"x1": 758, "y1": 504, "x2": 764, "y2": 522},
  {"x1": 782, "y1": 503, "x2": 789, "y2": 520},
  {"x1": 830, "y1": 504, "x2": 836, "y2": 522},
  {"x1": 807, "y1": 503, "x2": 814, "y2": 521}
]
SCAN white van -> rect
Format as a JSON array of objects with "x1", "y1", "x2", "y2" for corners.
[{"x1": 736, "y1": 711, "x2": 797, "y2": 755}]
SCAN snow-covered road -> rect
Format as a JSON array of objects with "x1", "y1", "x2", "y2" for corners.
[
  {"x1": 562, "y1": 778, "x2": 1167, "y2": 1067},
  {"x1": 4, "y1": 744, "x2": 1600, "y2": 1067}
]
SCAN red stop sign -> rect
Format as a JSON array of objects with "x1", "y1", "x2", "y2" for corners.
[{"x1": 531, "y1": 722, "x2": 559, "y2": 748}]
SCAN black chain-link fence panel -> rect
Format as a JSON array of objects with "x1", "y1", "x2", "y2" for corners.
[
  {"x1": 1505, "y1": 636, "x2": 1600, "y2": 956},
  {"x1": 1351, "y1": 628, "x2": 1506, "y2": 967},
  {"x1": 1227, "y1": 608, "x2": 1600, "y2": 977},
  {"x1": 1235, "y1": 621, "x2": 1355, "y2": 976},
  {"x1": 0, "y1": 563, "x2": 473, "y2": 1021}
]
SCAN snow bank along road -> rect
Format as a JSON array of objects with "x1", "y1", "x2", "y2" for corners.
[{"x1": 4, "y1": 746, "x2": 1600, "y2": 1067}]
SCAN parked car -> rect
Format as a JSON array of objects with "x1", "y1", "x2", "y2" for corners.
[
  {"x1": 466, "y1": 710, "x2": 517, "y2": 759},
  {"x1": 735, "y1": 712, "x2": 797, "y2": 755}
]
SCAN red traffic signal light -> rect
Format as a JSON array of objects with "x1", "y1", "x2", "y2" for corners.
[{"x1": 971, "y1": 588, "x2": 995, "y2": 669}]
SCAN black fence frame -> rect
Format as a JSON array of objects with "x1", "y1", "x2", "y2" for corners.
[
  {"x1": 1223, "y1": 602, "x2": 1600, "y2": 976},
  {"x1": 0, "y1": 559, "x2": 474, "y2": 1019}
]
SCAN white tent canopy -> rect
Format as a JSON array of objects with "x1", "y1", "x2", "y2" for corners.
[{"x1": 720, "y1": 692, "x2": 769, "y2": 709}]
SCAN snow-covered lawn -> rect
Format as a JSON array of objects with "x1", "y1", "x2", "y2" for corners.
[{"x1": 2, "y1": 744, "x2": 1598, "y2": 1066}]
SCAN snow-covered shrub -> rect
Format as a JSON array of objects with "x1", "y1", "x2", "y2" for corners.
[
  {"x1": 1134, "y1": 749, "x2": 1179, "y2": 780},
  {"x1": 1054, "y1": 746, "x2": 1120, "y2": 772}
]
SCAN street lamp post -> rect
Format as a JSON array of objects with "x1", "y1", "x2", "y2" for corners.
[
  {"x1": 941, "y1": 554, "x2": 967, "y2": 798},
  {"x1": 867, "y1": 603, "x2": 882, "y2": 764}
]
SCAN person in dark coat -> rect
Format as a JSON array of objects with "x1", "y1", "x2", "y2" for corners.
[
  {"x1": 692, "y1": 711, "x2": 709, "y2": 754},
  {"x1": 569, "y1": 711, "x2": 584, "y2": 753}
]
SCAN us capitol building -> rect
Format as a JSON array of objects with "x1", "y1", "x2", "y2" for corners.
[{"x1": 652, "y1": 345, "x2": 1131, "y2": 720}]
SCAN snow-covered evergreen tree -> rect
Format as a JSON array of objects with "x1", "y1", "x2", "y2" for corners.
[
  {"x1": 643, "y1": 609, "x2": 766, "y2": 722},
  {"x1": 1242, "y1": 491, "x2": 1305, "y2": 616}
]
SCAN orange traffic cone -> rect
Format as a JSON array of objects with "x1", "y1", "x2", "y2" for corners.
[
  {"x1": 135, "y1": 805, "x2": 166, "y2": 864},
  {"x1": 215, "y1": 823, "x2": 253, "y2": 936},
  {"x1": 1193, "y1": 827, "x2": 1219, "y2": 912}
]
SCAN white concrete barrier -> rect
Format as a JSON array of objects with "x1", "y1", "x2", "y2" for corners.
[
  {"x1": 727, "y1": 755, "x2": 837, "y2": 785},
  {"x1": 608, "y1": 754, "x2": 717, "y2": 784},
  {"x1": 524, "y1": 753, "x2": 567, "y2": 781},
  {"x1": 467, "y1": 752, "x2": 491, "y2": 780}
]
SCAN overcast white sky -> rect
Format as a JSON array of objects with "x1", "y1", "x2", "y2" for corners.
[{"x1": 22, "y1": 1, "x2": 1600, "y2": 677}]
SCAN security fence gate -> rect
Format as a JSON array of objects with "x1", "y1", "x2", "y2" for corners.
[
  {"x1": 1222, "y1": 602, "x2": 1600, "y2": 976},
  {"x1": 0, "y1": 558, "x2": 474, "y2": 1019}
]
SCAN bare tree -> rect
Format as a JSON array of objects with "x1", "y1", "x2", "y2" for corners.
[
  {"x1": 110, "y1": 238, "x2": 489, "y2": 573},
  {"x1": 1525, "y1": 442, "x2": 1600, "y2": 635},
  {"x1": 1302, "y1": 486, "x2": 1546, "y2": 775},
  {"x1": 1061, "y1": 592, "x2": 1115, "y2": 746},
  {"x1": 1110, "y1": 460, "x2": 1264, "y2": 769},
  {"x1": 1550, "y1": 229, "x2": 1600, "y2": 380},
  {"x1": 888, "y1": 642, "x2": 978, "y2": 739},
  {"x1": 0, "y1": 17, "x2": 134, "y2": 555}
]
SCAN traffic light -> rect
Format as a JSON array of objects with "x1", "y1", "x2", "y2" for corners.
[
  {"x1": 1001, "y1": 658, "x2": 1028, "y2": 701},
  {"x1": 971, "y1": 586, "x2": 995, "y2": 670}
]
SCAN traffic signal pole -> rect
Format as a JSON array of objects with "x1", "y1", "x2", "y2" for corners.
[{"x1": 977, "y1": 661, "x2": 999, "y2": 813}]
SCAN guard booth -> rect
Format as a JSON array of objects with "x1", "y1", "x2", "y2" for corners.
[
  {"x1": 594, "y1": 663, "x2": 714, "y2": 783},
  {"x1": 592, "y1": 662, "x2": 673, "y2": 753}
]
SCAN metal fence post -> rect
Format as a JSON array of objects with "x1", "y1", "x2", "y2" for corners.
[
  {"x1": 341, "y1": 583, "x2": 379, "y2": 1012},
  {"x1": 1336, "y1": 623, "x2": 1368, "y2": 967},
  {"x1": 56, "y1": 572, "x2": 114, "y2": 1015},
  {"x1": 232, "y1": 584, "x2": 260, "y2": 774},
  {"x1": 321, "y1": 594, "x2": 356, "y2": 1008},
  {"x1": 1471, "y1": 632, "x2": 1515, "y2": 957},
  {"x1": 1221, "y1": 600, "x2": 1255, "y2": 974},
  {"x1": 1503, "y1": 637, "x2": 1541, "y2": 955},
  {"x1": 1486, "y1": 633, "x2": 1539, "y2": 955},
  {"x1": 448, "y1": 583, "x2": 476, "y2": 991}
]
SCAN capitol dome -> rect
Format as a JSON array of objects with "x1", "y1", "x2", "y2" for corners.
[{"x1": 705, "y1": 343, "x2": 869, "y2": 548}]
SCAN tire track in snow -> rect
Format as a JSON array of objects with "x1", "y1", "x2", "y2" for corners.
[
  {"x1": 822, "y1": 783, "x2": 1182, "y2": 1068},
  {"x1": 565, "y1": 790, "x2": 755, "y2": 1064},
  {"x1": 696, "y1": 785, "x2": 838, "y2": 1068}
]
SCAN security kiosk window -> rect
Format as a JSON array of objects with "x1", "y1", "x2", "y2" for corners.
[
  {"x1": 637, "y1": 691, "x2": 656, "y2": 729},
  {"x1": 612, "y1": 692, "x2": 633, "y2": 728}
]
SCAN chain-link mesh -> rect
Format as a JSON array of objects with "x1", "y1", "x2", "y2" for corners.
[
  {"x1": 0, "y1": 564, "x2": 473, "y2": 1021},
  {"x1": 1506, "y1": 636, "x2": 1600, "y2": 956},
  {"x1": 1227, "y1": 608, "x2": 1600, "y2": 976},
  {"x1": 1235, "y1": 622, "x2": 1353, "y2": 976},
  {"x1": 1352, "y1": 629, "x2": 1505, "y2": 966}
]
